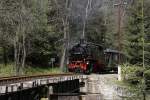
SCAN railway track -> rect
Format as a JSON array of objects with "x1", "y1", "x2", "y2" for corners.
[
  {"x1": 0, "y1": 73, "x2": 74, "y2": 85},
  {"x1": 0, "y1": 73, "x2": 87, "y2": 95}
]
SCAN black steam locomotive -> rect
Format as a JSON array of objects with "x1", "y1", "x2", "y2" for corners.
[{"x1": 68, "y1": 40, "x2": 105, "y2": 74}]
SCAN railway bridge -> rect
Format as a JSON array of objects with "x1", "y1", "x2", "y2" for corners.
[{"x1": 0, "y1": 74, "x2": 87, "y2": 100}]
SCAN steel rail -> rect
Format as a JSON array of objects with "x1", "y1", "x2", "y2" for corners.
[{"x1": 0, "y1": 73, "x2": 74, "y2": 85}]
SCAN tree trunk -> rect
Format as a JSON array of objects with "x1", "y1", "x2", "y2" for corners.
[
  {"x1": 14, "y1": 0, "x2": 27, "y2": 75},
  {"x1": 14, "y1": 38, "x2": 19, "y2": 76},
  {"x1": 2, "y1": 45, "x2": 7, "y2": 66},
  {"x1": 60, "y1": 47, "x2": 67, "y2": 71},
  {"x1": 82, "y1": 0, "x2": 92, "y2": 39},
  {"x1": 60, "y1": 17, "x2": 68, "y2": 71},
  {"x1": 21, "y1": 32, "x2": 26, "y2": 74}
]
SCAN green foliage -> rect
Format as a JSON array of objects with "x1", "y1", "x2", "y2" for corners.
[
  {"x1": 24, "y1": 66, "x2": 62, "y2": 76},
  {"x1": 0, "y1": 0, "x2": 149, "y2": 74},
  {"x1": 0, "y1": 0, "x2": 61, "y2": 67},
  {"x1": 0, "y1": 47, "x2": 2, "y2": 62},
  {"x1": 125, "y1": 0, "x2": 150, "y2": 66},
  {"x1": 0, "y1": 64, "x2": 15, "y2": 77},
  {"x1": 125, "y1": 0, "x2": 143, "y2": 65},
  {"x1": 0, "y1": 64, "x2": 62, "y2": 77},
  {"x1": 86, "y1": 13, "x2": 107, "y2": 45},
  {"x1": 144, "y1": 69, "x2": 150, "y2": 80},
  {"x1": 120, "y1": 64, "x2": 150, "y2": 99},
  {"x1": 121, "y1": 64, "x2": 144, "y2": 84},
  {"x1": 144, "y1": 69, "x2": 150, "y2": 90}
]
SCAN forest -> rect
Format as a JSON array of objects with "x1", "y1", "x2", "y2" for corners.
[{"x1": 0, "y1": 0, "x2": 149, "y2": 76}]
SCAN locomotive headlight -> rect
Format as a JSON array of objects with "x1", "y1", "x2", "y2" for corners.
[{"x1": 86, "y1": 61, "x2": 89, "y2": 64}]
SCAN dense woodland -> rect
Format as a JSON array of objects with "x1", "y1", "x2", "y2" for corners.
[{"x1": 0, "y1": 0, "x2": 149, "y2": 75}]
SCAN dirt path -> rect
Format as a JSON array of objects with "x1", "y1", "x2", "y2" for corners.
[{"x1": 80, "y1": 74, "x2": 121, "y2": 100}]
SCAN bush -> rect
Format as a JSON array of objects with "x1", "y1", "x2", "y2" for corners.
[
  {"x1": 144, "y1": 69, "x2": 150, "y2": 80},
  {"x1": 144, "y1": 69, "x2": 150, "y2": 90},
  {"x1": 121, "y1": 64, "x2": 144, "y2": 84}
]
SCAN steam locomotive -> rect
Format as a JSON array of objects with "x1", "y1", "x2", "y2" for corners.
[{"x1": 68, "y1": 40, "x2": 105, "y2": 74}]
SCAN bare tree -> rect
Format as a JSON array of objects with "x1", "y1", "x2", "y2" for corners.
[
  {"x1": 0, "y1": 0, "x2": 47, "y2": 75},
  {"x1": 13, "y1": 0, "x2": 46, "y2": 75},
  {"x1": 82, "y1": 0, "x2": 92, "y2": 39},
  {"x1": 53, "y1": 0, "x2": 72, "y2": 71}
]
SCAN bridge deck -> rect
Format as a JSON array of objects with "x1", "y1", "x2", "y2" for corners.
[{"x1": 0, "y1": 74, "x2": 87, "y2": 94}]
